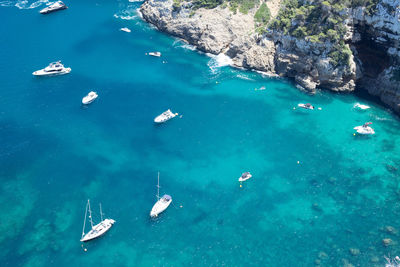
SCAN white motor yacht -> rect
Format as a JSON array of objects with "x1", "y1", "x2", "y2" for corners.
[
  {"x1": 80, "y1": 200, "x2": 115, "y2": 242},
  {"x1": 238, "y1": 172, "x2": 252, "y2": 182},
  {"x1": 33, "y1": 61, "x2": 71, "y2": 76},
  {"x1": 39, "y1": 1, "x2": 67, "y2": 14},
  {"x1": 150, "y1": 172, "x2": 172, "y2": 218},
  {"x1": 298, "y1": 103, "x2": 314, "y2": 110},
  {"x1": 354, "y1": 122, "x2": 375, "y2": 135},
  {"x1": 120, "y1": 27, "x2": 131, "y2": 33},
  {"x1": 354, "y1": 103, "x2": 370, "y2": 110},
  {"x1": 148, "y1": 52, "x2": 161, "y2": 57},
  {"x1": 82, "y1": 91, "x2": 98, "y2": 105},
  {"x1": 154, "y1": 109, "x2": 178, "y2": 123}
]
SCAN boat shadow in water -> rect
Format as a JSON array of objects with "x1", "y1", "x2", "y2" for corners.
[{"x1": 352, "y1": 133, "x2": 374, "y2": 140}]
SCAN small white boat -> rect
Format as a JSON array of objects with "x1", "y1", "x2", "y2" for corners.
[
  {"x1": 238, "y1": 172, "x2": 252, "y2": 182},
  {"x1": 33, "y1": 61, "x2": 71, "y2": 76},
  {"x1": 82, "y1": 91, "x2": 98, "y2": 105},
  {"x1": 150, "y1": 172, "x2": 172, "y2": 218},
  {"x1": 39, "y1": 1, "x2": 67, "y2": 14},
  {"x1": 80, "y1": 200, "x2": 115, "y2": 242},
  {"x1": 298, "y1": 103, "x2": 314, "y2": 110},
  {"x1": 120, "y1": 27, "x2": 131, "y2": 33},
  {"x1": 354, "y1": 103, "x2": 370, "y2": 110},
  {"x1": 154, "y1": 109, "x2": 178, "y2": 123},
  {"x1": 354, "y1": 122, "x2": 375, "y2": 135},
  {"x1": 148, "y1": 52, "x2": 161, "y2": 57}
]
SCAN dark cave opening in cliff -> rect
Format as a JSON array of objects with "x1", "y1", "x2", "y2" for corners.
[{"x1": 352, "y1": 27, "x2": 391, "y2": 79}]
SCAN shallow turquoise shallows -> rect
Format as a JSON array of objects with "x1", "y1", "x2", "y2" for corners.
[{"x1": 1, "y1": 1, "x2": 400, "y2": 266}]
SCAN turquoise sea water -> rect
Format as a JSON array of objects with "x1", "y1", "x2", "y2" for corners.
[{"x1": 1, "y1": 1, "x2": 400, "y2": 266}]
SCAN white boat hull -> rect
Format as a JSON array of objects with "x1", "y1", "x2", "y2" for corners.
[
  {"x1": 298, "y1": 103, "x2": 314, "y2": 110},
  {"x1": 39, "y1": 1, "x2": 67, "y2": 14},
  {"x1": 154, "y1": 110, "x2": 177, "y2": 123},
  {"x1": 354, "y1": 103, "x2": 370, "y2": 110},
  {"x1": 82, "y1": 92, "x2": 98, "y2": 105},
  {"x1": 354, "y1": 126, "x2": 375, "y2": 135},
  {"x1": 120, "y1": 27, "x2": 131, "y2": 33},
  {"x1": 238, "y1": 174, "x2": 252, "y2": 182},
  {"x1": 80, "y1": 219, "x2": 115, "y2": 242},
  {"x1": 148, "y1": 52, "x2": 161, "y2": 57},
  {"x1": 150, "y1": 198, "x2": 172, "y2": 217},
  {"x1": 33, "y1": 67, "x2": 71, "y2": 76}
]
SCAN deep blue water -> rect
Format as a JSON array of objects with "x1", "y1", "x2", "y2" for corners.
[{"x1": 1, "y1": 1, "x2": 400, "y2": 266}]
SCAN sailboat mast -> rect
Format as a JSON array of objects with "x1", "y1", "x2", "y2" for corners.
[
  {"x1": 157, "y1": 172, "x2": 160, "y2": 200},
  {"x1": 99, "y1": 203, "x2": 103, "y2": 222},
  {"x1": 81, "y1": 199, "x2": 89, "y2": 237},
  {"x1": 88, "y1": 199, "x2": 94, "y2": 229}
]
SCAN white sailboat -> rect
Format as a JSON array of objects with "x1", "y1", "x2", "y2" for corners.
[
  {"x1": 150, "y1": 172, "x2": 172, "y2": 218},
  {"x1": 80, "y1": 200, "x2": 115, "y2": 242}
]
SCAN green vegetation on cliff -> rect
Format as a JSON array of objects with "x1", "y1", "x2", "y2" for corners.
[
  {"x1": 186, "y1": 0, "x2": 380, "y2": 67},
  {"x1": 269, "y1": 0, "x2": 378, "y2": 67}
]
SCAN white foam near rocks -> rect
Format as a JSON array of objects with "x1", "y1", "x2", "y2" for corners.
[{"x1": 207, "y1": 53, "x2": 232, "y2": 73}]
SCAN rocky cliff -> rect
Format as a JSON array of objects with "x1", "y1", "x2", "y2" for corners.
[{"x1": 140, "y1": 0, "x2": 400, "y2": 115}]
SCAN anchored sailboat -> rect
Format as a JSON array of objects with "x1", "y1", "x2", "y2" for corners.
[
  {"x1": 150, "y1": 172, "x2": 172, "y2": 217},
  {"x1": 80, "y1": 200, "x2": 115, "y2": 242}
]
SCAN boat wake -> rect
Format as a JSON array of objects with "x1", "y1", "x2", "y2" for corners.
[
  {"x1": 1, "y1": 0, "x2": 49, "y2": 9},
  {"x1": 113, "y1": 8, "x2": 139, "y2": 20},
  {"x1": 207, "y1": 53, "x2": 232, "y2": 74}
]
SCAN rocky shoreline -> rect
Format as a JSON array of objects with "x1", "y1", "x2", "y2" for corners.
[{"x1": 140, "y1": 0, "x2": 400, "y2": 115}]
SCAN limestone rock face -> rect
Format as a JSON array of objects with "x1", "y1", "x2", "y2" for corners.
[
  {"x1": 140, "y1": 0, "x2": 400, "y2": 114},
  {"x1": 140, "y1": 0, "x2": 257, "y2": 55},
  {"x1": 351, "y1": 0, "x2": 400, "y2": 114}
]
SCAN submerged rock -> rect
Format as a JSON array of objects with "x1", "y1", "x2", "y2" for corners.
[
  {"x1": 318, "y1": 251, "x2": 329, "y2": 260},
  {"x1": 385, "y1": 225, "x2": 398, "y2": 235},
  {"x1": 370, "y1": 256, "x2": 380, "y2": 263},
  {"x1": 312, "y1": 203, "x2": 323, "y2": 212},
  {"x1": 383, "y1": 238, "x2": 394, "y2": 246},
  {"x1": 349, "y1": 248, "x2": 360, "y2": 256}
]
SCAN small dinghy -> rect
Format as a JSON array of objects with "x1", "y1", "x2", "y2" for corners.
[
  {"x1": 82, "y1": 91, "x2": 98, "y2": 105},
  {"x1": 238, "y1": 172, "x2": 252, "y2": 182},
  {"x1": 120, "y1": 27, "x2": 131, "y2": 33},
  {"x1": 33, "y1": 61, "x2": 71, "y2": 76},
  {"x1": 354, "y1": 103, "x2": 370, "y2": 110},
  {"x1": 298, "y1": 103, "x2": 314, "y2": 110},
  {"x1": 354, "y1": 122, "x2": 375, "y2": 135},
  {"x1": 39, "y1": 1, "x2": 67, "y2": 14},
  {"x1": 150, "y1": 172, "x2": 172, "y2": 218},
  {"x1": 80, "y1": 200, "x2": 115, "y2": 242},
  {"x1": 154, "y1": 109, "x2": 178, "y2": 123},
  {"x1": 148, "y1": 52, "x2": 161, "y2": 57}
]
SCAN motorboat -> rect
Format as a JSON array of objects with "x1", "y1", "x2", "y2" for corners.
[
  {"x1": 354, "y1": 103, "x2": 370, "y2": 110},
  {"x1": 80, "y1": 200, "x2": 115, "y2": 242},
  {"x1": 82, "y1": 91, "x2": 98, "y2": 105},
  {"x1": 148, "y1": 52, "x2": 161, "y2": 57},
  {"x1": 39, "y1": 1, "x2": 67, "y2": 14},
  {"x1": 154, "y1": 109, "x2": 178, "y2": 123},
  {"x1": 120, "y1": 27, "x2": 131, "y2": 33},
  {"x1": 150, "y1": 172, "x2": 172, "y2": 218},
  {"x1": 32, "y1": 61, "x2": 71, "y2": 76},
  {"x1": 354, "y1": 122, "x2": 375, "y2": 135},
  {"x1": 298, "y1": 103, "x2": 314, "y2": 110},
  {"x1": 255, "y1": 86, "x2": 266, "y2": 91},
  {"x1": 238, "y1": 172, "x2": 252, "y2": 182}
]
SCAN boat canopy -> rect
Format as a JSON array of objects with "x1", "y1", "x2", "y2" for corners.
[{"x1": 163, "y1": 195, "x2": 172, "y2": 201}]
